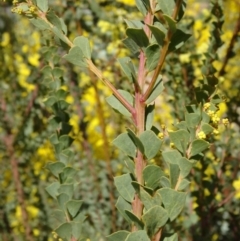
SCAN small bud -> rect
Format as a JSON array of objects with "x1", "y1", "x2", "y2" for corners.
[
  {"x1": 197, "y1": 131, "x2": 206, "y2": 139},
  {"x1": 158, "y1": 133, "x2": 164, "y2": 139},
  {"x1": 203, "y1": 102, "x2": 211, "y2": 110},
  {"x1": 207, "y1": 110, "x2": 215, "y2": 117},
  {"x1": 29, "y1": 6, "x2": 36, "y2": 13},
  {"x1": 213, "y1": 129, "x2": 219, "y2": 135},
  {"x1": 170, "y1": 142, "x2": 175, "y2": 148},
  {"x1": 211, "y1": 114, "x2": 220, "y2": 124},
  {"x1": 16, "y1": 8, "x2": 23, "y2": 14},
  {"x1": 52, "y1": 231, "x2": 58, "y2": 239}
]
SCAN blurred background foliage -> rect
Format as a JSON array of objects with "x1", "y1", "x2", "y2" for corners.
[{"x1": 0, "y1": 0, "x2": 240, "y2": 241}]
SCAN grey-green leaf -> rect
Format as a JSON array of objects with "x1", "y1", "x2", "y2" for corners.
[
  {"x1": 190, "y1": 140, "x2": 210, "y2": 157},
  {"x1": 45, "y1": 182, "x2": 60, "y2": 199},
  {"x1": 163, "y1": 15, "x2": 176, "y2": 33},
  {"x1": 145, "y1": 44, "x2": 161, "y2": 72},
  {"x1": 126, "y1": 28, "x2": 149, "y2": 47},
  {"x1": 146, "y1": 75, "x2": 164, "y2": 104},
  {"x1": 177, "y1": 179, "x2": 190, "y2": 191},
  {"x1": 58, "y1": 184, "x2": 74, "y2": 199},
  {"x1": 125, "y1": 210, "x2": 144, "y2": 229},
  {"x1": 168, "y1": 29, "x2": 191, "y2": 52},
  {"x1": 143, "y1": 165, "x2": 165, "y2": 189},
  {"x1": 163, "y1": 233, "x2": 178, "y2": 241},
  {"x1": 122, "y1": 37, "x2": 139, "y2": 55},
  {"x1": 162, "y1": 150, "x2": 181, "y2": 165},
  {"x1": 127, "y1": 128, "x2": 145, "y2": 154},
  {"x1": 36, "y1": 0, "x2": 48, "y2": 12},
  {"x1": 55, "y1": 223, "x2": 72, "y2": 240},
  {"x1": 135, "y1": 0, "x2": 150, "y2": 16},
  {"x1": 160, "y1": 176, "x2": 171, "y2": 188},
  {"x1": 169, "y1": 164, "x2": 180, "y2": 189},
  {"x1": 118, "y1": 57, "x2": 136, "y2": 83},
  {"x1": 71, "y1": 221, "x2": 83, "y2": 239},
  {"x1": 106, "y1": 89, "x2": 133, "y2": 117},
  {"x1": 73, "y1": 36, "x2": 91, "y2": 59},
  {"x1": 148, "y1": 26, "x2": 165, "y2": 46},
  {"x1": 59, "y1": 167, "x2": 77, "y2": 184},
  {"x1": 45, "y1": 162, "x2": 65, "y2": 178},
  {"x1": 51, "y1": 209, "x2": 66, "y2": 223},
  {"x1": 52, "y1": 26, "x2": 68, "y2": 44},
  {"x1": 57, "y1": 193, "x2": 70, "y2": 211},
  {"x1": 178, "y1": 157, "x2": 194, "y2": 178},
  {"x1": 169, "y1": 130, "x2": 190, "y2": 153},
  {"x1": 185, "y1": 112, "x2": 201, "y2": 128},
  {"x1": 63, "y1": 46, "x2": 87, "y2": 67},
  {"x1": 114, "y1": 174, "x2": 135, "y2": 202},
  {"x1": 46, "y1": 11, "x2": 62, "y2": 31},
  {"x1": 140, "y1": 188, "x2": 162, "y2": 210},
  {"x1": 142, "y1": 206, "x2": 168, "y2": 237},
  {"x1": 145, "y1": 104, "x2": 155, "y2": 130},
  {"x1": 112, "y1": 132, "x2": 137, "y2": 158},
  {"x1": 66, "y1": 200, "x2": 83, "y2": 219},
  {"x1": 126, "y1": 230, "x2": 151, "y2": 241},
  {"x1": 125, "y1": 19, "x2": 144, "y2": 29},
  {"x1": 158, "y1": 188, "x2": 187, "y2": 221},
  {"x1": 125, "y1": 158, "x2": 135, "y2": 175},
  {"x1": 115, "y1": 196, "x2": 132, "y2": 223},
  {"x1": 157, "y1": 0, "x2": 175, "y2": 16},
  {"x1": 201, "y1": 123, "x2": 214, "y2": 135},
  {"x1": 29, "y1": 18, "x2": 50, "y2": 30},
  {"x1": 106, "y1": 231, "x2": 130, "y2": 241},
  {"x1": 140, "y1": 130, "x2": 162, "y2": 160}
]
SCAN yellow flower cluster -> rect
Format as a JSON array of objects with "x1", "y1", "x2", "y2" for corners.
[
  {"x1": 197, "y1": 131, "x2": 206, "y2": 139},
  {"x1": 203, "y1": 102, "x2": 211, "y2": 110},
  {"x1": 233, "y1": 179, "x2": 240, "y2": 199},
  {"x1": 11, "y1": 2, "x2": 38, "y2": 16},
  {"x1": 11, "y1": 7, "x2": 23, "y2": 14},
  {"x1": 222, "y1": 118, "x2": 229, "y2": 126},
  {"x1": 116, "y1": 0, "x2": 135, "y2": 6},
  {"x1": 158, "y1": 133, "x2": 164, "y2": 139},
  {"x1": 207, "y1": 110, "x2": 220, "y2": 124}
]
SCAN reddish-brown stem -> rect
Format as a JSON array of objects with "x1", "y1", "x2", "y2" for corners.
[
  {"x1": 131, "y1": 11, "x2": 154, "y2": 232},
  {"x1": 152, "y1": 228, "x2": 162, "y2": 241}
]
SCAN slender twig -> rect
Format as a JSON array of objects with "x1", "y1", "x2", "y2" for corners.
[
  {"x1": 219, "y1": 13, "x2": 240, "y2": 76},
  {"x1": 142, "y1": 0, "x2": 183, "y2": 102},
  {"x1": 88, "y1": 60, "x2": 136, "y2": 115},
  {"x1": 6, "y1": 138, "x2": 34, "y2": 241}
]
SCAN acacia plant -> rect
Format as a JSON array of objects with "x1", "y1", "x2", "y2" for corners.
[{"x1": 10, "y1": 0, "x2": 228, "y2": 240}]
